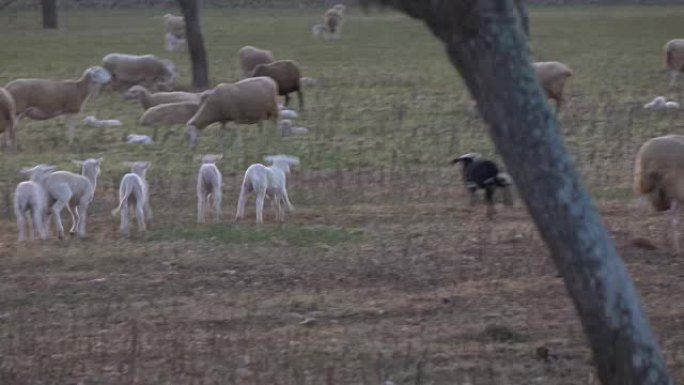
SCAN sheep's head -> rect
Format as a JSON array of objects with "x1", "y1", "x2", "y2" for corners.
[
  {"x1": 20, "y1": 164, "x2": 57, "y2": 181},
  {"x1": 73, "y1": 158, "x2": 103, "y2": 187},
  {"x1": 265, "y1": 154, "x2": 300, "y2": 174},
  {"x1": 124, "y1": 161, "x2": 151, "y2": 178},
  {"x1": 124, "y1": 85, "x2": 147, "y2": 100},
  {"x1": 85, "y1": 66, "x2": 112, "y2": 85}
]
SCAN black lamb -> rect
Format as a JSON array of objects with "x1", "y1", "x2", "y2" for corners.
[{"x1": 451, "y1": 153, "x2": 513, "y2": 216}]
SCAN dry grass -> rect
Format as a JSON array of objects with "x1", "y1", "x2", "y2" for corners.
[{"x1": 1, "y1": 5, "x2": 684, "y2": 385}]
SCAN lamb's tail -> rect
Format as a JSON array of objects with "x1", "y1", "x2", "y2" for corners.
[{"x1": 111, "y1": 183, "x2": 133, "y2": 216}]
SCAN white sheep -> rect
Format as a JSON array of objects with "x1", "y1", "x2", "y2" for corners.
[
  {"x1": 323, "y1": 5, "x2": 345, "y2": 40},
  {"x1": 532, "y1": 61, "x2": 573, "y2": 111},
  {"x1": 14, "y1": 164, "x2": 56, "y2": 241},
  {"x1": 102, "y1": 53, "x2": 177, "y2": 92},
  {"x1": 124, "y1": 85, "x2": 200, "y2": 110},
  {"x1": 238, "y1": 46, "x2": 275, "y2": 79},
  {"x1": 126, "y1": 134, "x2": 154, "y2": 145},
  {"x1": 112, "y1": 161, "x2": 152, "y2": 236},
  {"x1": 163, "y1": 13, "x2": 186, "y2": 39},
  {"x1": 44, "y1": 158, "x2": 103, "y2": 239},
  {"x1": 165, "y1": 32, "x2": 187, "y2": 53},
  {"x1": 5, "y1": 67, "x2": 112, "y2": 144},
  {"x1": 185, "y1": 77, "x2": 279, "y2": 149},
  {"x1": 634, "y1": 135, "x2": 684, "y2": 252},
  {"x1": 0, "y1": 86, "x2": 16, "y2": 148},
  {"x1": 278, "y1": 119, "x2": 309, "y2": 137},
  {"x1": 83, "y1": 115, "x2": 122, "y2": 127},
  {"x1": 236, "y1": 155, "x2": 299, "y2": 224},
  {"x1": 664, "y1": 39, "x2": 684, "y2": 87},
  {"x1": 196, "y1": 154, "x2": 223, "y2": 223},
  {"x1": 666, "y1": 101, "x2": 681, "y2": 109},
  {"x1": 644, "y1": 96, "x2": 667, "y2": 110},
  {"x1": 139, "y1": 101, "x2": 200, "y2": 127}
]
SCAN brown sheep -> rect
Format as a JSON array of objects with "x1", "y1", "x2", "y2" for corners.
[
  {"x1": 251, "y1": 60, "x2": 304, "y2": 111},
  {"x1": 0, "y1": 87, "x2": 16, "y2": 148},
  {"x1": 238, "y1": 46, "x2": 275, "y2": 79},
  {"x1": 664, "y1": 39, "x2": 684, "y2": 87},
  {"x1": 634, "y1": 134, "x2": 684, "y2": 252}
]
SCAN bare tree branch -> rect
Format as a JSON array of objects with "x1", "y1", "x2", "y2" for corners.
[{"x1": 360, "y1": 0, "x2": 672, "y2": 384}]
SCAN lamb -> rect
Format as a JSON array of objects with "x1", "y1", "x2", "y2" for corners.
[
  {"x1": 323, "y1": 4, "x2": 346, "y2": 40},
  {"x1": 278, "y1": 119, "x2": 309, "y2": 137},
  {"x1": 238, "y1": 45, "x2": 275, "y2": 79},
  {"x1": 644, "y1": 96, "x2": 667, "y2": 110},
  {"x1": 451, "y1": 153, "x2": 513, "y2": 217},
  {"x1": 139, "y1": 101, "x2": 200, "y2": 127},
  {"x1": 112, "y1": 161, "x2": 152, "y2": 236},
  {"x1": 14, "y1": 164, "x2": 56, "y2": 241},
  {"x1": 311, "y1": 23, "x2": 327, "y2": 39},
  {"x1": 532, "y1": 61, "x2": 573, "y2": 111},
  {"x1": 5, "y1": 67, "x2": 112, "y2": 144},
  {"x1": 126, "y1": 134, "x2": 154, "y2": 145},
  {"x1": 634, "y1": 135, "x2": 684, "y2": 252},
  {"x1": 165, "y1": 32, "x2": 187, "y2": 53},
  {"x1": 196, "y1": 154, "x2": 223, "y2": 223},
  {"x1": 0, "y1": 87, "x2": 16, "y2": 148},
  {"x1": 251, "y1": 60, "x2": 304, "y2": 110},
  {"x1": 666, "y1": 101, "x2": 681, "y2": 109},
  {"x1": 664, "y1": 39, "x2": 684, "y2": 87},
  {"x1": 102, "y1": 53, "x2": 177, "y2": 92},
  {"x1": 124, "y1": 85, "x2": 200, "y2": 110},
  {"x1": 279, "y1": 107, "x2": 299, "y2": 119},
  {"x1": 236, "y1": 155, "x2": 299, "y2": 224},
  {"x1": 163, "y1": 13, "x2": 186, "y2": 39},
  {"x1": 185, "y1": 77, "x2": 279, "y2": 149},
  {"x1": 83, "y1": 115, "x2": 122, "y2": 127},
  {"x1": 300, "y1": 77, "x2": 317, "y2": 87},
  {"x1": 43, "y1": 158, "x2": 103, "y2": 239}
]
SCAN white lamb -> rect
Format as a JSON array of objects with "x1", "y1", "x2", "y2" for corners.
[
  {"x1": 14, "y1": 164, "x2": 56, "y2": 241},
  {"x1": 666, "y1": 101, "x2": 681, "y2": 109},
  {"x1": 279, "y1": 107, "x2": 299, "y2": 119},
  {"x1": 644, "y1": 96, "x2": 668, "y2": 110},
  {"x1": 165, "y1": 32, "x2": 187, "y2": 53},
  {"x1": 111, "y1": 161, "x2": 152, "y2": 236},
  {"x1": 236, "y1": 155, "x2": 299, "y2": 224},
  {"x1": 83, "y1": 115, "x2": 122, "y2": 127},
  {"x1": 196, "y1": 154, "x2": 223, "y2": 223},
  {"x1": 44, "y1": 158, "x2": 102, "y2": 239},
  {"x1": 126, "y1": 134, "x2": 154, "y2": 145},
  {"x1": 278, "y1": 119, "x2": 309, "y2": 136}
]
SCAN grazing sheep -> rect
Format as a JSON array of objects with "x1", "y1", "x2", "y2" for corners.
[
  {"x1": 14, "y1": 164, "x2": 56, "y2": 241},
  {"x1": 126, "y1": 134, "x2": 154, "y2": 145},
  {"x1": 197, "y1": 154, "x2": 223, "y2": 223},
  {"x1": 532, "y1": 61, "x2": 573, "y2": 111},
  {"x1": 634, "y1": 135, "x2": 684, "y2": 252},
  {"x1": 236, "y1": 155, "x2": 299, "y2": 224},
  {"x1": 163, "y1": 13, "x2": 186, "y2": 39},
  {"x1": 323, "y1": 5, "x2": 346, "y2": 40},
  {"x1": 451, "y1": 153, "x2": 513, "y2": 217},
  {"x1": 165, "y1": 32, "x2": 187, "y2": 53},
  {"x1": 278, "y1": 119, "x2": 309, "y2": 137},
  {"x1": 124, "y1": 85, "x2": 199, "y2": 110},
  {"x1": 112, "y1": 161, "x2": 152, "y2": 236},
  {"x1": 6, "y1": 67, "x2": 112, "y2": 144},
  {"x1": 185, "y1": 77, "x2": 279, "y2": 149},
  {"x1": 0, "y1": 87, "x2": 16, "y2": 148},
  {"x1": 139, "y1": 101, "x2": 200, "y2": 127},
  {"x1": 102, "y1": 53, "x2": 177, "y2": 92},
  {"x1": 251, "y1": 60, "x2": 304, "y2": 111},
  {"x1": 83, "y1": 115, "x2": 122, "y2": 127},
  {"x1": 44, "y1": 158, "x2": 103, "y2": 239},
  {"x1": 664, "y1": 39, "x2": 684, "y2": 87},
  {"x1": 238, "y1": 46, "x2": 275, "y2": 79},
  {"x1": 644, "y1": 96, "x2": 668, "y2": 110}
]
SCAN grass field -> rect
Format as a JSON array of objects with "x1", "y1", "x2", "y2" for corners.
[{"x1": 1, "y1": 5, "x2": 684, "y2": 384}]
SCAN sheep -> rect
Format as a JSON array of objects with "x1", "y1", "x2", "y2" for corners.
[
  {"x1": 278, "y1": 119, "x2": 309, "y2": 137},
  {"x1": 0, "y1": 87, "x2": 16, "y2": 148},
  {"x1": 14, "y1": 164, "x2": 56, "y2": 241},
  {"x1": 185, "y1": 77, "x2": 280, "y2": 149},
  {"x1": 664, "y1": 39, "x2": 684, "y2": 87},
  {"x1": 311, "y1": 23, "x2": 327, "y2": 39},
  {"x1": 532, "y1": 61, "x2": 573, "y2": 111},
  {"x1": 102, "y1": 53, "x2": 177, "y2": 92},
  {"x1": 126, "y1": 134, "x2": 154, "y2": 145},
  {"x1": 323, "y1": 5, "x2": 346, "y2": 40},
  {"x1": 165, "y1": 32, "x2": 187, "y2": 53},
  {"x1": 139, "y1": 101, "x2": 200, "y2": 127},
  {"x1": 666, "y1": 101, "x2": 681, "y2": 109},
  {"x1": 196, "y1": 154, "x2": 223, "y2": 223},
  {"x1": 644, "y1": 96, "x2": 667, "y2": 110},
  {"x1": 236, "y1": 155, "x2": 299, "y2": 224},
  {"x1": 451, "y1": 153, "x2": 513, "y2": 218},
  {"x1": 251, "y1": 60, "x2": 304, "y2": 111},
  {"x1": 634, "y1": 134, "x2": 684, "y2": 252},
  {"x1": 5, "y1": 67, "x2": 112, "y2": 144},
  {"x1": 238, "y1": 45, "x2": 275, "y2": 79},
  {"x1": 112, "y1": 161, "x2": 152, "y2": 236},
  {"x1": 163, "y1": 13, "x2": 186, "y2": 39},
  {"x1": 124, "y1": 85, "x2": 200, "y2": 110},
  {"x1": 83, "y1": 115, "x2": 122, "y2": 127},
  {"x1": 44, "y1": 158, "x2": 103, "y2": 239}
]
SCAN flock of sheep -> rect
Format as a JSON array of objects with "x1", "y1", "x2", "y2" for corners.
[{"x1": 2, "y1": 6, "x2": 684, "y2": 251}]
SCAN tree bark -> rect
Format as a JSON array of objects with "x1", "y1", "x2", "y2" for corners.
[
  {"x1": 361, "y1": 0, "x2": 671, "y2": 384},
  {"x1": 41, "y1": 0, "x2": 57, "y2": 29},
  {"x1": 177, "y1": 0, "x2": 209, "y2": 89}
]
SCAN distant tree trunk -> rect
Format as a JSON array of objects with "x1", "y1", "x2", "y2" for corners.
[
  {"x1": 41, "y1": 0, "x2": 57, "y2": 29},
  {"x1": 361, "y1": 1, "x2": 672, "y2": 384},
  {"x1": 177, "y1": 0, "x2": 209, "y2": 89}
]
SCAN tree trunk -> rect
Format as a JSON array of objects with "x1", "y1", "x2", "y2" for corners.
[
  {"x1": 361, "y1": 1, "x2": 671, "y2": 384},
  {"x1": 177, "y1": 0, "x2": 209, "y2": 89},
  {"x1": 41, "y1": 0, "x2": 57, "y2": 29}
]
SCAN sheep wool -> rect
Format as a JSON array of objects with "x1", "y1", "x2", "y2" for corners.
[
  {"x1": 102, "y1": 53, "x2": 177, "y2": 92},
  {"x1": 238, "y1": 46, "x2": 275, "y2": 79},
  {"x1": 664, "y1": 39, "x2": 684, "y2": 87}
]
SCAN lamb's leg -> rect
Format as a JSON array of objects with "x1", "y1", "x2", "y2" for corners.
[
  {"x1": 197, "y1": 193, "x2": 206, "y2": 223},
  {"x1": 32, "y1": 208, "x2": 46, "y2": 240},
  {"x1": 669, "y1": 70, "x2": 679, "y2": 88},
  {"x1": 144, "y1": 201, "x2": 153, "y2": 223},
  {"x1": 65, "y1": 114, "x2": 76, "y2": 145},
  {"x1": 15, "y1": 204, "x2": 26, "y2": 241},
  {"x1": 136, "y1": 201, "x2": 146, "y2": 232},
  {"x1": 76, "y1": 201, "x2": 88, "y2": 238},
  {"x1": 256, "y1": 191, "x2": 266, "y2": 224},
  {"x1": 669, "y1": 200, "x2": 680, "y2": 253},
  {"x1": 281, "y1": 188, "x2": 295, "y2": 212},
  {"x1": 120, "y1": 203, "x2": 130, "y2": 236},
  {"x1": 28, "y1": 211, "x2": 37, "y2": 240},
  {"x1": 213, "y1": 189, "x2": 222, "y2": 223},
  {"x1": 67, "y1": 203, "x2": 78, "y2": 235},
  {"x1": 270, "y1": 197, "x2": 280, "y2": 221},
  {"x1": 235, "y1": 182, "x2": 249, "y2": 221},
  {"x1": 51, "y1": 200, "x2": 67, "y2": 240}
]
